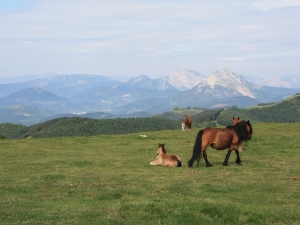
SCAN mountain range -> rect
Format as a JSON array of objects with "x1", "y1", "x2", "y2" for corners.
[{"x1": 0, "y1": 68, "x2": 299, "y2": 125}]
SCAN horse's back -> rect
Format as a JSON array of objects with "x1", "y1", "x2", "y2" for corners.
[
  {"x1": 202, "y1": 127, "x2": 236, "y2": 150},
  {"x1": 163, "y1": 154, "x2": 181, "y2": 167}
]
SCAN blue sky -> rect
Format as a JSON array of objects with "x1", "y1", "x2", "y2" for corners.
[{"x1": 1, "y1": 0, "x2": 300, "y2": 78}]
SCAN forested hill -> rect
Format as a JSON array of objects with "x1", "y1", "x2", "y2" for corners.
[
  {"x1": 217, "y1": 94, "x2": 300, "y2": 125},
  {"x1": 0, "y1": 117, "x2": 182, "y2": 139}
]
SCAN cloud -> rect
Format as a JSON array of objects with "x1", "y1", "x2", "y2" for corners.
[
  {"x1": 220, "y1": 57, "x2": 245, "y2": 61},
  {"x1": 0, "y1": 0, "x2": 299, "y2": 78},
  {"x1": 252, "y1": 0, "x2": 300, "y2": 11}
]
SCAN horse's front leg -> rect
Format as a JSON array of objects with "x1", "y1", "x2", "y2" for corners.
[
  {"x1": 235, "y1": 150, "x2": 242, "y2": 165},
  {"x1": 236, "y1": 141, "x2": 243, "y2": 152},
  {"x1": 150, "y1": 157, "x2": 161, "y2": 166},
  {"x1": 203, "y1": 149, "x2": 213, "y2": 167},
  {"x1": 223, "y1": 149, "x2": 233, "y2": 166}
]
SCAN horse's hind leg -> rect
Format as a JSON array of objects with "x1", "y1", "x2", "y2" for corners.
[
  {"x1": 203, "y1": 150, "x2": 213, "y2": 167},
  {"x1": 235, "y1": 150, "x2": 242, "y2": 165},
  {"x1": 223, "y1": 149, "x2": 232, "y2": 166}
]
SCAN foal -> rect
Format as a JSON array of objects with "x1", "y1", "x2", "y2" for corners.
[{"x1": 150, "y1": 143, "x2": 182, "y2": 167}]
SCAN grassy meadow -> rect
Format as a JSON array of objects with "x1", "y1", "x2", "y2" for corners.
[{"x1": 1, "y1": 123, "x2": 300, "y2": 224}]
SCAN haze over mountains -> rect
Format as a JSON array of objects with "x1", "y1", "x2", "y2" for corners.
[{"x1": 0, "y1": 68, "x2": 299, "y2": 125}]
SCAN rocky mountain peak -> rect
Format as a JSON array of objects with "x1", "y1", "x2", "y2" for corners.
[
  {"x1": 162, "y1": 67, "x2": 205, "y2": 91},
  {"x1": 195, "y1": 68, "x2": 261, "y2": 98}
]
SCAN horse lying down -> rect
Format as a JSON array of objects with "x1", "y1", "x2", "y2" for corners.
[{"x1": 150, "y1": 143, "x2": 182, "y2": 167}]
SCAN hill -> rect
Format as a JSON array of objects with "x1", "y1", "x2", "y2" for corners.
[
  {"x1": 0, "y1": 117, "x2": 182, "y2": 138},
  {"x1": 217, "y1": 94, "x2": 300, "y2": 125}
]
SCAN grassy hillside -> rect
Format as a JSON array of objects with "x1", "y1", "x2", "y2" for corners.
[
  {"x1": 1, "y1": 123, "x2": 300, "y2": 224},
  {"x1": 217, "y1": 94, "x2": 300, "y2": 125}
]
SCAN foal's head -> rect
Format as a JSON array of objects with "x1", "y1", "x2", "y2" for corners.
[
  {"x1": 157, "y1": 143, "x2": 166, "y2": 155},
  {"x1": 232, "y1": 117, "x2": 240, "y2": 125}
]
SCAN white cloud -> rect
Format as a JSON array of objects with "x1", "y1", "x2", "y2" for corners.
[
  {"x1": 252, "y1": 0, "x2": 300, "y2": 11},
  {"x1": 221, "y1": 57, "x2": 245, "y2": 61},
  {"x1": 0, "y1": 0, "x2": 299, "y2": 78}
]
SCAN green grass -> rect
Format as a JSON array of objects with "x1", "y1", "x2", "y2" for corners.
[{"x1": 1, "y1": 123, "x2": 300, "y2": 224}]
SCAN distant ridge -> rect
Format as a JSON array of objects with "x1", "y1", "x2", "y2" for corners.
[{"x1": 1, "y1": 68, "x2": 300, "y2": 125}]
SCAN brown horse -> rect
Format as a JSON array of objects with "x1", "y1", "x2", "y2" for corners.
[
  {"x1": 233, "y1": 117, "x2": 243, "y2": 152},
  {"x1": 232, "y1": 117, "x2": 240, "y2": 125},
  {"x1": 188, "y1": 120, "x2": 253, "y2": 167},
  {"x1": 150, "y1": 143, "x2": 182, "y2": 167},
  {"x1": 183, "y1": 115, "x2": 192, "y2": 131}
]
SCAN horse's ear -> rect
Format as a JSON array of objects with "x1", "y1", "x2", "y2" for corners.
[{"x1": 238, "y1": 117, "x2": 240, "y2": 120}]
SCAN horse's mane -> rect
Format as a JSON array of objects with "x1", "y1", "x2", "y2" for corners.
[{"x1": 227, "y1": 121, "x2": 252, "y2": 142}]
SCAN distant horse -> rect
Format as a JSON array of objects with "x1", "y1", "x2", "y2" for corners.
[
  {"x1": 150, "y1": 143, "x2": 182, "y2": 167},
  {"x1": 232, "y1": 117, "x2": 243, "y2": 152},
  {"x1": 183, "y1": 115, "x2": 192, "y2": 131},
  {"x1": 232, "y1": 117, "x2": 240, "y2": 125},
  {"x1": 182, "y1": 122, "x2": 186, "y2": 131},
  {"x1": 188, "y1": 120, "x2": 253, "y2": 167}
]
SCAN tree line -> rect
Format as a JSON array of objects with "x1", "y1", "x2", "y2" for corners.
[{"x1": 0, "y1": 117, "x2": 182, "y2": 139}]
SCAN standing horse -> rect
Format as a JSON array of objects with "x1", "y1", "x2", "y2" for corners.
[
  {"x1": 232, "y1": 117, "x2": 243, "y2": 152},
  {"x1": 183, "y1": 115, "x2": 192, "y2": 131},
  {"x1": 150, "y1": 143, "x2": 182, "y2": 167},
  {"x1": 188, "y1": 120, "x2": 252, "y2": 167}
]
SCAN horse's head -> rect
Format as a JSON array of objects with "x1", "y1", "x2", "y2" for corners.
[
  {"x1": 233, "y1": 120, "x2": 253, "y2": 142},
  {"x1": 184, "y1": 115, "x2": 188, "y2": 123},
  {"x1": 157, "y1": 143, "x2": 166, "y2": 155},
  {"x1": 232, "y1": 117, "x2": 240, "y2": 125},
  {"x1": 184, "y1": 115, "x2": 192, "y2": 124}
]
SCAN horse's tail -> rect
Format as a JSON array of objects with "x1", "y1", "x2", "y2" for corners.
[
  {"x1": 177, "y1": 160, "x2": 182, "y2": 167},
  {"x1": 188, "y1": 129, "x2": 203, "y2": 167}
]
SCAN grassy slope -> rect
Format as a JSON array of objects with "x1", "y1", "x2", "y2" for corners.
[{"x1": 1, "y1": 123, "x2": 300, "y2": 224}]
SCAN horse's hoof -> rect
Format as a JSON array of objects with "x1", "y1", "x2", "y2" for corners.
[
  {"x1": 206, "y1": 164, "x2": 213, "y2": 167},
  {"x1": 223, "y1": 164, "x2": 229, "y2": 166},
  {"x1": 236, "y1": 160, "x2": 242, "y2": 165}
]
